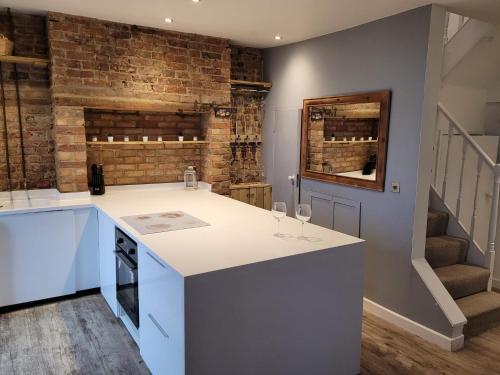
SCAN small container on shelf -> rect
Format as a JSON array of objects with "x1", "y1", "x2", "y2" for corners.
[
  {"x1": 107, "y1": 134, "x2": 114, "y2": 143},
  {"x1": 0, "y1": 34, "x2": 13, "y2": 56},
  {"x1": 184, "y1": 166, "x2": 198, "y2": 190},
  {"x1": 193, "y1": 136, "x2": 198, "y2": 141},
  {"x1": 351, "y1": 136, "x2": 356, "y2": 141},
  {"x1": 124, "y1": 136, "x2": 130, "y2": 142},
  {"x1": 368, "y1": 136, "x2": 373, "y2": 141},
  {"x1": 91, "y1": 136, "x2": 98, "y2": 142},
  {"x1": 142, "y1": 136, "x2": 149, "y2": 142},
  {"x1": 157, "y1": 136, "x2": 163, "y2": 142},
  {"x1": 178, "y1": 131, "x2": 184, "y2": 142}
]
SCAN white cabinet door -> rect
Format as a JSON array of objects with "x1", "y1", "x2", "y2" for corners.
[
  {"x1": 139, "y1": 244, "x2": 184, "y2": 375},
  {"x1": 0, "y1": 210, "x2": 76, "y2": 307},
  {"x1": 98, "y1": 211, "x2": 118, "y2": 315},
  {"x1": 75, "y1": 208, "x2": 100, "y2": 291}
]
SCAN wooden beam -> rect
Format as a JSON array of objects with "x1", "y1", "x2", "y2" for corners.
[
  {"x1": 230, "y1": 80, "x2": 272, "y2": 89},
  {"x1": 0, "y1": 55, "x2": 49, "y2": 68}
]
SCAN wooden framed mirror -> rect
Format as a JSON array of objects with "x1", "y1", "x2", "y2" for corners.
[{"x1": 300, "y1": 90, "x2": 391, "y2": 192}]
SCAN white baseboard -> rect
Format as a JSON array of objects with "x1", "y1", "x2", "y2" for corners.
[{"x1": 363, "y1": 298, "x2": 464, "y2": 352}]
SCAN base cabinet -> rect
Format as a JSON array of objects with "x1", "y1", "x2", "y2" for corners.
[
  {"x1": 0, "y1": 211, "x2": 76, "y2": 307},
  {"x1": 98, "y1": 211, "x2": 118, "y2": 315},
  {"x1": 230, "y1": 183, "x2": 272, "y2": 210},
  {"x1": 139, "y1": 244, "x2": 185, "y2": 375}
]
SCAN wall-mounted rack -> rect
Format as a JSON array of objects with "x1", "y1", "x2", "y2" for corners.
[{"x1": 0, "y1": 55, "x2": 49, "y2": 68}]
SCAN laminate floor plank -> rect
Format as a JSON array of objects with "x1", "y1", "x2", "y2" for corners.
[
  {"x1": 0, "y1": 294, "x2": 149, "y2": 375},
  {"x1": 3, "y1": 294, "x2": 500, "y2": 374}
]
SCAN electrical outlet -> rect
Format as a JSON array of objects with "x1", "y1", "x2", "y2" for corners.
[{"x1": 391, "y1": 182, "x2": 400, "y2": 193}]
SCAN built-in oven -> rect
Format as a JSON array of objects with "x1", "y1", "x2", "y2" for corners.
[{"x1": 115, "y1": 227, "x2": 139, "y2": 328}]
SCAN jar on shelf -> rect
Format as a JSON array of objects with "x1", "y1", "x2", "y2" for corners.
[{"x1": 184, "y1": 166, "x2": 198, "y2": 190}]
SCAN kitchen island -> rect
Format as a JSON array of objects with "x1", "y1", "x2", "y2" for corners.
[{"x1": 0, "y1": 183, "x2": 364, "y2": 375}]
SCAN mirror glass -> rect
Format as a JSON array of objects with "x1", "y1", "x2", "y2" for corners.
[{"x1": 301, "y1": 91, "x2": 390, "y2": 191}]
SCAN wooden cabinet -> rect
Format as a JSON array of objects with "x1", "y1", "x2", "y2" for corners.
[
  {"x1": 139, "y1": 244, "x2": 185, "y2": 375},
  {"x1": 98, "y1": 211, "x2": 118, "y2": 315},
  {"x1": 0, "y1": 211, "x2": 77, "y2": 307},
  {"x1": 230, "y1": 183, "x2": 272, "y2": 210}
]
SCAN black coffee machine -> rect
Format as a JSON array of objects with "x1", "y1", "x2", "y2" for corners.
[{"x1": 89, "y1": 164, "x2": 105, "y2": 195}]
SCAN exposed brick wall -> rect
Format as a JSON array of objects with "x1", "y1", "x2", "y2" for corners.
[
  {"x1": 306, "y1": 119, "x2": 325, "y2": 173},
  {"x1": 0, "y1": 12, "x2": 55, "y2": 191},
  {"x1": 322, "y1": 142, "x2": 378, "y2": 173},
  {"x1": 87, "y1": 142, "x2": 202, "y2": 185},
  {"x1": 84, "y1": 110, "x2": 203, "y2": 141},
  {"x1": 201, "y1": 113, "x2": 231, "y2": 194},
  {"x1": 307, "y1": 117, "x2": 378, "y2": 174},
  {"x1": 47, "y1": 12, "x2": 231, "y2": 106},
  {"x1": 46, "y1": 12, "x2": 234, "y2": 194},
  {"x1": 230, "y1": 46, "x2": 263, "y2": 82},
  {"x1": 52, "y1": 106, "x2": 88, "y2": 192}
]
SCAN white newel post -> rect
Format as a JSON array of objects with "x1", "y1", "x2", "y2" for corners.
[{"x1": 487, "y1": 166, "x2": 500, "y2": 291}]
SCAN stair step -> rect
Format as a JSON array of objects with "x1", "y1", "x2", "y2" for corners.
[
  {"x1": 456, "y1": 292, "x2": 500, "y2": 338},
  {"x1": 427, "y1": 209, "x2": 449, "y2": 237},
  {"x1": 425, "y1": 235, "x2": 468, "y2": 268},
  {"x1": 434, "y1": 264, "x2": 489, "y2": 299}
]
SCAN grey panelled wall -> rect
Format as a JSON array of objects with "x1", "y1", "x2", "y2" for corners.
[{"x1": 263, "y1": 6, "x2": 452, "y2": 335}]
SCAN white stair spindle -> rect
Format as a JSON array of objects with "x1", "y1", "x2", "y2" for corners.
[
  {"x1": 487, "y1": 168, "x2": 500, "y2": 291},
  {"x1": 434, "y1": 128, "x2": 442, "y2": 188},
  {"x1": 470, "y1": 157, "x2": 483, "y2": 242},
  {"x1": 456, "y1": 140, "x2": 467, "y2": 219},
  {"x1": 441, "y1": 122, "x2": 453, "y2": 200}
]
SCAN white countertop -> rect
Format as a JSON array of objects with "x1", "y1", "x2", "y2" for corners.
[{"x1": 0, "y1": 184, "x2": 364, "y2": 277}]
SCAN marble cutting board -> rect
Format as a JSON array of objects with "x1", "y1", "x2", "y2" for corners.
[{"x1": 121, "y1": 211, "x2": 210, "y2": 235}]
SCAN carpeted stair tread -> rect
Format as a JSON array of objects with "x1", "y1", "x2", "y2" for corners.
[
  {"x1": 456, "y1": 292, "x2": 500, "y2": 337},
  {"x1": 425, "y1": 235, "x2": 468, "y2": 269},
  {"x1": 427, "y1": 209, "x2": 449, "y2": 237},
  {"x1": 434, "y1": 264, "x2": 489, "y2": 299}
]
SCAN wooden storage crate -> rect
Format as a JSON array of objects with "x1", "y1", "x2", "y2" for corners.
[
  {"x1": 230, "y1": 183, "x2": 272, "y2": 210},
  {"x1": 0, "y1": 35, "x2": 13, "y2": 56}
]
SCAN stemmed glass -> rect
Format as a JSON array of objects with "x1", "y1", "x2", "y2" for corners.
[
  {"x1": 272, "y1": 202, "x2": 287, "y2": 238},
  {"x1": 296, "y1": 204, "x2": 312, "y2": 240}
]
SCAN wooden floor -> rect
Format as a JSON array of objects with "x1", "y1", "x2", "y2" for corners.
[
  {"x1": 2, "y1": 294, "x2": 500, "y2": 374},
  {"x1": 0, "y1": 294, "x2": 150, "y2": 375}
]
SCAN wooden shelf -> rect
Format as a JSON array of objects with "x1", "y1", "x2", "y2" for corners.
[
  {"x1": 230, "y1": 80, "x2": 272, "y2": 94},
  {"x1": 0, "y1": 55, "x2": 49, "y2": 68},
  {"x1": 230, "y1": 80, "x2": 272, "y2": 89},
  {"x1": 230, "y1": 182, "x2": 271, "y2": 189},
  {"x1": 87, "y1": 140, "x2": 208, "y2": 146},
  {"x1": 323, "y1": 140, "x2": 378, "y2": 144}
]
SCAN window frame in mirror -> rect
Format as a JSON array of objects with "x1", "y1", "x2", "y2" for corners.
[{"x1": 300, "y1": 90, "x2": 391, "y2": 192}]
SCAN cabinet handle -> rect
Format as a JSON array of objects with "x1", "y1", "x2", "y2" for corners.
[
  {"x1": 146, "y1": 251, "x2": 166, "y2": 269},
  {"x1": 148, "y1": 313, "x2": 169, "y2": 339}
]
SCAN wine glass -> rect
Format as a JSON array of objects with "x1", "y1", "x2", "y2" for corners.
[
  {"x1": 295, "y1": 204, "x2": 312, "y2": 239},
  {"x1": 272, "y1": 202, "x2": 287, "y2": 238}
]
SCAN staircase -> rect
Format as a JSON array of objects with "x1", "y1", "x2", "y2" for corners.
[{"x1": 426, "y1": 209, "x2": 500, "y2": 337}]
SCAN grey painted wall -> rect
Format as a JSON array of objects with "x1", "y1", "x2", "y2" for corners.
[{"x1": 263, "y1": 6, "x2": 452, "y2": 335}]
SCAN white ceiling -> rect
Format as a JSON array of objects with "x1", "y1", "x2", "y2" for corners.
[{"x1": 2, "y1": 0, "x2": 500, "y2": 48}]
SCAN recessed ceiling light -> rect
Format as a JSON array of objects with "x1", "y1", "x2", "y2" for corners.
[
  {"x1": 165, "y1": 17, "x2": 174, "y2": 23},
  {"x1": 192, "y1": 0, "x2": 200, "y2": 2},
  {"x1": 274, "y1": 35, "x2": 282, "y2": 40}
]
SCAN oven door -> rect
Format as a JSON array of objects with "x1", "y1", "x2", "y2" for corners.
[{"x1": 115, "y1": 250, "x2": 139, "y2": 328}]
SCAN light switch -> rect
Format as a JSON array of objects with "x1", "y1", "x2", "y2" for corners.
[{"x1": 391, "y1": 182, "x2": 400, "y2": 193}]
